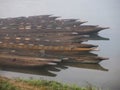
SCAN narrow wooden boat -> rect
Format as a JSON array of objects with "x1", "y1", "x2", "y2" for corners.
[
  {"x1": 62, "y1": 56, "x2": 109, "y2": 64},
  {"x1": 0, "y1": 54, "x2": 59, "y2": 67},
  {"x1": 0, "y1": 43, "x2": 97, "y2": 52}
]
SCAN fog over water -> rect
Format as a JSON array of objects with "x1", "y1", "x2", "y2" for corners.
[{"x1": 0, "y1": 0, "x2": 120, "y2": 90}]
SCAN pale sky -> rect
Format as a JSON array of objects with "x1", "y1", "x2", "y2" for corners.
[{"x1": 0, "y1": 0, "x2": 119, "y2": 19}]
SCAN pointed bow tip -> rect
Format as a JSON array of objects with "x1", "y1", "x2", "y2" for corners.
[
  {"x1": 99, "y1": 57, "x2": 109, "y2": 60},
  {"x1": 99, "y1": 26, "x2": 110, "y2": 30},
  {"x1": 104, "y1": 57, "x2": 109, "y2": 60},
  {"x1": 47, "y1": 62, "x2": 57, "y2": 65},
  {"x1": 92, "y1": 47, "x2": 100, "y2": 51},
  {"x1": 103, "y1": 27, "x2": 110, "y2": 29},
  {"x1": 81, "y1": 21, "x2": 88, "y2": 23}
]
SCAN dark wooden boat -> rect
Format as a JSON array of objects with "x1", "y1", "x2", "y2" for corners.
[
  {"x1": 0, "y1": 54, "x2": 60, "y2": 67},
  {"x1": 62, "y1": 56, "x2": 109, "y2": 64},
  {"x1": 0, "y1": 42, "x2": 97, "y2": 52}
]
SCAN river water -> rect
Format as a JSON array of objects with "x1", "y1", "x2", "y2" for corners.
[{"x1": 0, "y1": 0, "x2": 120, "y2": 90}]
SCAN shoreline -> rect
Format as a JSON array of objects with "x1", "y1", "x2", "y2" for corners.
[{"x1": 0, "y1": 76, "x2": 98, "y2": 90}]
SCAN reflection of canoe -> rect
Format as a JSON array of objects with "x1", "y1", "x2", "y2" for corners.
[
  {"x1": 62, "y1": 56, "x2": 109, "y2": 64},
  {"x1": 0, "y1": 66, "x2": 57, "y2": 77},
  {"x1": 0, "y1": 61, "x2": 108, "y2": 78},
  {"x1": 57, "y1": 63, "x2": 108, "y2": 71}
]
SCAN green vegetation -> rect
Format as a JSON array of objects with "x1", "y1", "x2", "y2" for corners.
[
  {"x1": 0, "y1": 79, "x2": 19, "y2": 90},
  {"x1": 0, "y1": 76, "x2": 99, "y2": 90}
]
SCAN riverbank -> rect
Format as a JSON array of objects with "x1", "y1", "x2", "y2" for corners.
[{"x1": 0, "y1": 76, "x2": 98, "y2": 90}]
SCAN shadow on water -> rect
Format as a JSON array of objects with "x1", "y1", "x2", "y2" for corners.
[
  {"x1": 0, "y1": 62, "x2": 108, "y2": 77},
  {"x1": 57, "y1": 62, "x2": 108, "y2": 71},
  {"x1": 0, "y1": 58, "x2": 108, "y2": 77},
  {"x1": 0, "y1": 65, "x2": 57, "y2": 77}
]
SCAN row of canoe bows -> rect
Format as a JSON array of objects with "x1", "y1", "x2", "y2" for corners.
[{"x1": 0, "y1": 15, "x2": 109, "y2": 67}]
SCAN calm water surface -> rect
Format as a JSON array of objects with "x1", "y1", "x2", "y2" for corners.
[{"x1": 0, "y1": 0, "x2": 120, "y2": 90}]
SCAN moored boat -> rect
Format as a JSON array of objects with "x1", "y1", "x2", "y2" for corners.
[
  {"x1": 0, "y1": 54, "x2": 59, "y2": 67},
  {"x1": 62, "y1": 56, "x2": 109, "y2": 64},
  {"x1": 0, "y1": 15, "x2": 109, "y2": 65},
  {"x1": 0, "y1": 43, "x2": 98, "y2": 52}
]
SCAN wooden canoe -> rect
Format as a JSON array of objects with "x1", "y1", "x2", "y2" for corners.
[
  {"x1": 0, "y1": 43, "x2": 98, "y2": 52},
  {"x1": 0, "y1": 54, "x2": 59, "y2": 67}
]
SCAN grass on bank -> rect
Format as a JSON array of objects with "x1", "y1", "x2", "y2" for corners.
[{"x1": 0, "y1": 76, "x2": 99, "y2": 90}]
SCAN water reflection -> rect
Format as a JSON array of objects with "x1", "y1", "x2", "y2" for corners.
[
  {"x1": 58, "y1": 63, "x2": 108, "y2": 71},
  {"x1": 0, "y1": 62, "x2": 108, "y2": 77},
  {"x1": 0, "y1": 66, "x2": 57, "y2": 77}
]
